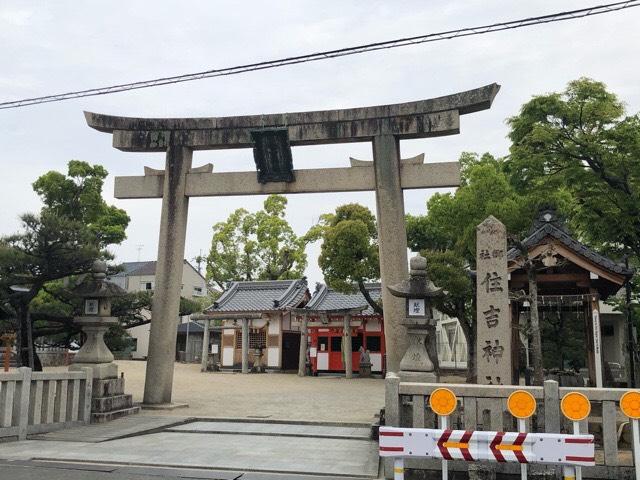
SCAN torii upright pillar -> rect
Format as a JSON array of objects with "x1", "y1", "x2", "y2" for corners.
[{"x1": 84, "y1": 83, "x2": 500, "y2": 404}]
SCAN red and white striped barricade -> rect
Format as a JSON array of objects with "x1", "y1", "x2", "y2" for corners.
[{"x1": 379, "y1": 426, "x2": 595, "y2": 467}]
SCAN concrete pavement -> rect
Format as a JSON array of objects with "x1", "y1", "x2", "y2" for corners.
[
  {"x1": 0, "y1": 416, "x2": 380, "y2": 479},
  {"x1": 0, "y1": 461, "x2": 380, "y2": 480}
]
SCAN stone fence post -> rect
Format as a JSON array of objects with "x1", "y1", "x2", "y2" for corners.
[
  {"x1": 16, "y1": 367, "x2": 32, "y2": 440},
  {"x1": 384, "y1": 372, "x2": 401, "y2": 479},
  {"x1": 543, "y1": 380, "x2": 560, "y2": 433}
]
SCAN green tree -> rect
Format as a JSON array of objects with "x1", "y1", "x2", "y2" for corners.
[
  {"x1": 506, "y1": 77, "x2": 640, "y2": 381},
  {"x1": 206, "y1": 195, "x2": 307, "y2": 289},
  {"x1": 32, "y1": 160, "x2": 129, "y2": 247},
  {"x1": 0, "y1": 213, "x2": 101, "y2": 368},
  {"x1": 308, "y1": 204, "x2": 382, "y2": 314},
  {"x1": 0, "y1": 161, "x2": 130, "y2": 369},
  {"x1": 407, "y1": 152, "x2": 541, "y2": 381},
  {"x1": 507, "y1": 77, "x2": 640, "y2": 259}
]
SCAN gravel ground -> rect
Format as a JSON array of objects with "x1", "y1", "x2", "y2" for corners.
[{"x1": 50, "y1": 360, "x2": 386, "y2": 424}]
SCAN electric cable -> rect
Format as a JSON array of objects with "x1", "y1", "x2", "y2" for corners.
[{"x1": 0, "y1": 1, "x2": 638, "y2": 110}]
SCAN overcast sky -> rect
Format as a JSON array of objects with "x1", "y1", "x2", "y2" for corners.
[{"x1": 1, "y1": 1, "x2": 639, "y2": 286}]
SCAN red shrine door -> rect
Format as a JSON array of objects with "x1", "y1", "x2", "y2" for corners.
[{"x1": 308, "y1": 318, "x2": 385, "y2": 375}]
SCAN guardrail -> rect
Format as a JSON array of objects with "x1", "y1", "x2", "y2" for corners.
[
  {"x1": 0, "y1": 367, "x2": 93, "y2": 441},
  {"x1": 384, "y1": 374, "x2": 637, "y2": 478}
]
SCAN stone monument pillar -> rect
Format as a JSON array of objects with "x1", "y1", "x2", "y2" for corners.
[
  {"x1": 475, "y1": 216, "x2": 512, "y2": 385},
  {"x1": 388, "y1": 254, "x2": 443, "y2": 382},
  {"x1": 70, "y1": 260, "x2": 140, "y2": 422}
]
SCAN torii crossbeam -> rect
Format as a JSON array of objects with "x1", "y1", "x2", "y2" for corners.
[{"x1": 85, "y1": 83, "x2": 500, "y2": 405}]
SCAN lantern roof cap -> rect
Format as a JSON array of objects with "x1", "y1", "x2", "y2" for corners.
[
  {"x1": 388, "y1": 254, "x2": 443, "y2": 299},
  {"x1": 72, "y1": 260, "x2": 127, "y2": 299}
]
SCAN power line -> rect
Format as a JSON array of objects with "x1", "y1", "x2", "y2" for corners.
[{"x1": 1, "y1": 1, "x2": 638, "y2": 110}]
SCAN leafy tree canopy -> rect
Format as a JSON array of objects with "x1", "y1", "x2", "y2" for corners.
[
  {"x1": 32, "y1": 160, "x2": 130, "y2": 247},
  {"x1": 407, "y1": 152, "x2": 546, "y2": 265},
  {"x1": 0, "y1": 161, "x2": 129, "y2": 367},
  {"x1": 308, "y1": 203, "x2": 381, "y2": 313},
  {"x1": 206, "y1": 195, "x2": 307, "y2": 289},
  {"x1": 506, "y1": 77, "x2": 640, "y2": 260}
]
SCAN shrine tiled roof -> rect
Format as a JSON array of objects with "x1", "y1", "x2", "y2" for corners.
[
  {"x1": 207, "y1": 279, "x2": 309, "y2": 313},
  {"x1": 507, "y1": 209, "x2": 633, "y2": 277},
  {"x1": 303, "y1": 283, "x2": 382, "y2": 316}
]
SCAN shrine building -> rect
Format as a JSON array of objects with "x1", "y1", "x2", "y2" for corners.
[
  {"x1": 296, "y1": 283, "x2": 385, "y2": 376},
  {"x1": 204, "y1": 279, "x2": 310, "y2": 371},
  {"x1": 507, "y1": 209, "x2": 634, "y2": 387}
]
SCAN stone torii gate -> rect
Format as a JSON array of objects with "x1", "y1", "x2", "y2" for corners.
[{"x1": 85, "y1": 83, "x2": 500, "y2": 405}]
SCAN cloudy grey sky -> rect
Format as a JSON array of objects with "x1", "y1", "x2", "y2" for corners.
[{"x1": 1, "y1": 1, "x2": 639, "y2": 285}]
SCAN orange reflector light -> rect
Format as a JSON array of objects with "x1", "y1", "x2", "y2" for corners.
[
  {"x1": 507, "y1": 390, "x2": 537, "y2": 419},
  {"x1": 560, "y1": 392, "x2": 591, "y2": 421},
  {"x1": 429, "y1": 387, "x2": 458, "y2": 416},
  {"x1": 620, "y1": 391, "x2": 640, "y2": 419}
]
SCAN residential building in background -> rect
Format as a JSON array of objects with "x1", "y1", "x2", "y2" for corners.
[{"x1": 110, "y1": 260, "x2": 207, "y2": 359}]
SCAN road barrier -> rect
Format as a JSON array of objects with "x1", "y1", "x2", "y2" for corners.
[{"x1": 384, "y1": 375, "x2": 639, "y2": 479}]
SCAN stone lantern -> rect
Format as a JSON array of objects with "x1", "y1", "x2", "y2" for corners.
[
  {"x1": 388, "y1": 253, "x2": 443, "y2": 382},
  {"x1": 69, "y1": 260, "x2": 126, "y2": 380}
]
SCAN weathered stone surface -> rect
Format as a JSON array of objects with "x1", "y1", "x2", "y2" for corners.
[
  {"x1": 476, "y1": 216, "x2": 512, "y2": 385},
  {"x1": 85, "y1": 83, "x2": 499, "y2": 150},
  {"x1": 143, "y1": 144, "x2": 192, "y2": 405},
  {"x1": 93, "y1": 377, "x2": 125, "y2": 397},
  {"x1": 374, "y1": 134, "x2": 408, "y2": 373},
  {"x1": 70, "y1": 362, "x2": 117, "y2": 380},
  {"x1": 114, "y1": 162, "x2": 461, "y2": 199},
  {"x1": 91, "y1": 405, "x2": 141, "y2": 424},
  {"x1": 91, "y1": 394, "x2": 133, "y2": 413}
]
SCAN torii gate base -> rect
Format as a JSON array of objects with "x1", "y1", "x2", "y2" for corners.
[{"x1": 85, "y1": 84, "x2": 500, "y2": 405}]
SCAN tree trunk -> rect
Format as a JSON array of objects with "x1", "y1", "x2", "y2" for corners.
[
  {"x1": 528, "y1": 265, "x2": 544, "y2": 386},
  {"x1": 458, "y1": 308, "x2": 476, "y2": 383},
  {"x1": 358, "y1": 281, "x2": 383, "y2": 315},
  {"x1": 15, "y1": 302, "x2": 43, "y2": 371}
]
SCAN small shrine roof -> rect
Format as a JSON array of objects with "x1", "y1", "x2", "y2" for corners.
[
  {"x1": 507, "y1": 208, "x2": 633, "y2": 278},
  {"x1": 206, "y1": 279, "x2": 309, "y2": 314},
  {"x1": 302, "y1": 283, "x2": 381, "y2": 316}
]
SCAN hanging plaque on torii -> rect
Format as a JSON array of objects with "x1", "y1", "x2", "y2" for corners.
[{"x1": 84, "y1": 83, "x2": 500, "y2": 405}]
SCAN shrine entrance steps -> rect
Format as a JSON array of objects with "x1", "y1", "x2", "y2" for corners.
[{"x1": 0, "y1": 416, "x2": 381, "y2": 479}]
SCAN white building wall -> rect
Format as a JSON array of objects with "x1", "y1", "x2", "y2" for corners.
[
  {"x1": 121, "y1": 261, "x2": 207, "y2": 359},
  {"x1": 128, "y1": 319, "x2": 151, "y2": 359}
]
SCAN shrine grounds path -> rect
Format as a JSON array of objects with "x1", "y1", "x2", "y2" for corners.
[{"x1": 49, "y1": 360, "x2": 390, "y2": 423}]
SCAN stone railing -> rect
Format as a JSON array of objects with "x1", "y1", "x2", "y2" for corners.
[
  {"x1": 384, "y1": 374, "x2": 635, "y2": 478},
  {"x1": 0, "y1": 367, "x2": 92, "y2": 441}
]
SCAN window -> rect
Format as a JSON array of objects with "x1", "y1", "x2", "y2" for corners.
[
  {"x1": 235, "y1": 329, "x2": 267, "y2": 349},
  {"x1": 351, "y1": 334, "x2": 363, "y2": 352},
  {"x1": 366, "y1": 335, "x2": 382, "y2": 352},
  {"x1": 193, "y1": 286, "x2": 204, "y2": 297},
  {"x1": 318, "y1": 336, "x2": 329, "y2": 352},
  {"x1": 331, "y1": 336, "x2": 342, "y2": 352},
  {"x1": 140, "y1": 282, "x2": 153, "y2": 291},
  {"x1": 131, "y1": 338, "x2": 138, "y2": 351}
]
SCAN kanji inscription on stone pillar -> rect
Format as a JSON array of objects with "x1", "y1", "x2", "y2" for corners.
[{"x1": 476, "y1": 216, "x2": 512, "y2": 385}]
